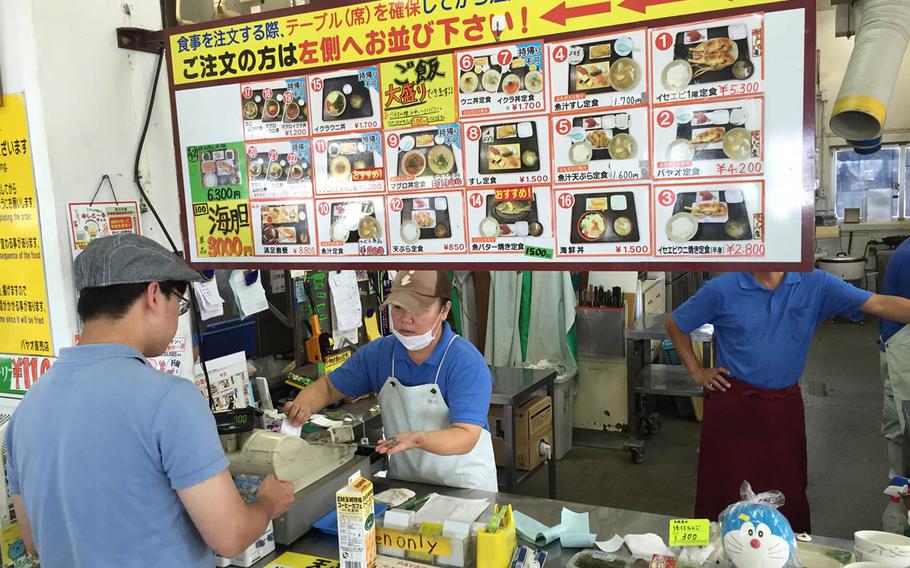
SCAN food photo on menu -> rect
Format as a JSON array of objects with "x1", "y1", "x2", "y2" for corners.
[
  {"x1": 570, "y1": 36, "x2": 642, "y2": 92},
  {"x1": 553, "y1": 107, "x2": 649, "y2": 184},
  {"x1": 246, "y1": 140, "x2": 313, "y2": 199},
  {"x1": 313, "y1": 132, "x2": 385, "y2": 194},
  {"x1": 327, "y1": 200, "x2": 384, "y2": 245},
  {"x1": 464, "y1": 116, "x2": 552, "y2": 187},
  {"x1": 309, "y1": 67, "x2": 381, "y2": 134},
  {"x1": 652, "y1": 15, "x2": 764, "y2": 102},
  {"x1": 656, "y1": 183, "x2": 764, "y2": 255},
  {"x1": 654, "y1": 98, "x2": 763, "y2": 178},
  {"x1": 478, "y1": 191, "x2": 545, "y2": 239},
  {"x1": 457, "y1": 42, "x2": 546, "y2": 116},
  {"x1": 241, "y1": 77, "x2": 309, "y2": 140},
  {"x1": 387, "y1": 193, "x2": 468, "y2": 254},
  {"x1": 197, "y1": 148, "x2": 241, "y2": 189},
  {"x1": 387, "y1": 125, "x2": 464, "y2": 191},
  {"x1": 571, "y1": 192, "x2": 640, "y2": 244},
  {"x1": 254, "y1": 203, "x2": 314, "y2": 254},
  {"x1": 549, "y1": 30, "x2": 648, "y2": 112}
]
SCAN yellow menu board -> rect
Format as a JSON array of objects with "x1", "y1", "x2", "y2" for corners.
[
  {"x1": 169, "y1": 0, "x2": 789, "y2": 86},
  {"x1": 0, "y1": 94, "x2": 53, "y2": 356},
  {"x1": 380, "y1": 54, "x2": 457, "y2": 129}
]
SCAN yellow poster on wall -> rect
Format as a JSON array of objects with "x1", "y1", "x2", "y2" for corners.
[
  {"x1": 0, "y1": 93, "x2": 53, "y2": 357},
  {"x1": 380, "y1": 54, "x2": 456, "y2": 129},
  {"x1": 192, "y1": 199, "x2": 255, "y2": 258},
  {"x1": 168, "y1": 0, "x2": 789, "y2": 86}
]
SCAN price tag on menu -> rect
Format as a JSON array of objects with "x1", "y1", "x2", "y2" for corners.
[
  {"x1": 358, "y1": 239, "x2": 387, "y2": 257},
  {"x1": 669, "y1": 519, "x2": 710, "y2": 547}
]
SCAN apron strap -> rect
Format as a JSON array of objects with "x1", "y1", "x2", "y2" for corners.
[{"x1": 434, "y1": 335, "x2": 459, "y2": 386}]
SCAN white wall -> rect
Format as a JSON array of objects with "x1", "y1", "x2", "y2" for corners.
[{"x1": 0, "y1": 0, "x2": 185, "y2": 352}]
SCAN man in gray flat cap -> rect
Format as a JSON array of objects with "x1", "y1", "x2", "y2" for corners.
[{"x1": 5, "y1": 234, "x2": 294, "y2": 567}]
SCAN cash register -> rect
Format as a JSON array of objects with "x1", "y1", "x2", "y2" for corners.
[{"x1": 224, "y1": 429, "x2": 368, "y2": 544}]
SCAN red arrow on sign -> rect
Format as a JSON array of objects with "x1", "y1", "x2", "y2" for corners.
[
  {"x1": 541, "y1": 1, "x2": 612, "y2": 25},
  {"x1": 618, "y1": 0, "x2": 684, "y2": 14}
]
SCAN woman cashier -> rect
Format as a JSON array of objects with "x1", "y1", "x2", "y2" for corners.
[
  {"x1": 666, "y1": 270, "x2": 910, "y2": 533},
  {"x1": 284, "y1": 270, "x2": 498, "y2": 492}
]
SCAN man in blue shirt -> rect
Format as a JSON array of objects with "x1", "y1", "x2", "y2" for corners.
[
  {"x1": 5, "y1": 234, "x2": 294, "y2": 567},
  {"x1": 879, "y1": 238, "x2": 910, "y2": 478},
  {"x1": 666, "y1": 270, "x2": 910, "y2": 533},
  {"x1": 285, "y1": 270, "x2": 497, "y2": 491}
]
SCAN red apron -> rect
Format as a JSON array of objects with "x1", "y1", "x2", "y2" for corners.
[{"x1": 695, "y1": 378, "x2": 810, "y2": 534}]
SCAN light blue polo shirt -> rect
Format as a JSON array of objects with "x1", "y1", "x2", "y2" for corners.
[
  {"x1": 672, "y1": 271, "x2": 872, "y2": 389},
  {"x1": 5, "y1": 343, "x2": 229, "y2": 568},
  {"x1": 329, "y1": 323, "x2": 493, "y2": 429},
  {"x1": 881, "y1": 238, "x2": 910, "y2": 349}
]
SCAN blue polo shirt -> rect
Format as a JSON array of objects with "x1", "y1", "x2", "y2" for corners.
[
  {"x1": 881, "y1": 238, "x2": 910, "y2": 348},
  {"x1": 6, "y1": 343, "x2": 229, "y2": 568},
  {"x1": 672, "y1": 271, "x2": 872, "y2": 389},
  {"x1": 329, "y1": 323, "x2": 492, "y2": 429}
]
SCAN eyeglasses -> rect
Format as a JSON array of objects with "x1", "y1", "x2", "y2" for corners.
[{"x1": 167, "y1": 290, "x2": 191, "y2": 316}]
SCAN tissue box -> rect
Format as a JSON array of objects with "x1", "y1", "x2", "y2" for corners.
[{"x1": 215, "y1": 521, "x2": 275, "y2": 567}]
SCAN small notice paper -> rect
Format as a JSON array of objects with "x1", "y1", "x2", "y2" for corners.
[{"x1": 669, "y1": 519, "x2": 710, "y2": 547}]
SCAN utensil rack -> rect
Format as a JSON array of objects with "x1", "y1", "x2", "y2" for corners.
[{"x1": 624, "y1": 312, "x2": 713, "y2": 464}]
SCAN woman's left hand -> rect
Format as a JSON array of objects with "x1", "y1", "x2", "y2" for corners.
[{"x1": 376, "y1": 432, "x2": 427, "y2": 456}]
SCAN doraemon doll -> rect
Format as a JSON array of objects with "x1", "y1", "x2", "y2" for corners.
[{"x1": 721, "y1": 483, "x2": 799, "y2": 568}]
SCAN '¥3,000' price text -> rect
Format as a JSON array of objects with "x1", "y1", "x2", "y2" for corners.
[{"x1": 207, "y1": 236, "x2": 245, "y2": 257}]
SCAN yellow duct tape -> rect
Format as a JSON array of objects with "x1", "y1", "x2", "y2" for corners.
[{"x1": 832, "y1": 95, "x2": 888, "y2": 128}]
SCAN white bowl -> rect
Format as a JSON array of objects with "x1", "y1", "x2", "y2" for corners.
[
  {"x1": 855, "y1": 531, "x2": 910, "y2": 567},
  {"x1": 853, "y1": 550, "x2": 909, "y2": 568}
]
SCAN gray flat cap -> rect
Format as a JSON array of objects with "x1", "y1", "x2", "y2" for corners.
[{"x1": 73, "y1": 234, "x2": 202, "y2": 291}]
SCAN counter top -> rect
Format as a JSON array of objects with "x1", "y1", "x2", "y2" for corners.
[
  {"x1": 250, "y1": 479, "x2": 851, "y2": 567},
  {"x1": 489, "y1": 367, "x2": 557, "y2": 406}
]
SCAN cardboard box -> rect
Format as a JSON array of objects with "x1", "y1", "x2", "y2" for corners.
[
  {"x1": 489, "y1": 396, "x2": 553, "y2": 471},
  {"x1": 337, "y1": 471, "x2": 377, "y2": 568}
]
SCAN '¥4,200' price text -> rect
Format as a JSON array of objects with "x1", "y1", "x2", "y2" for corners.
[{"x1": 207, "y1": 236, "x2": 245, "y2": 257}]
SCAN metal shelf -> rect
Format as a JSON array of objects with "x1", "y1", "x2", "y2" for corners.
[{"x1": 633, "y1": 364, "x2": 704, "y2": 398}]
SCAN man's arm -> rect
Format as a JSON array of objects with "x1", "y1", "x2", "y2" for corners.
[
  {"x1": 284, "y1": 376, "x2": 346, "y2": 427},
  {"x1": 11, "y1": 495, "x2": 35, "y2": 556},
  {"x1": 666, "y1": 316, "x2": 732, "y2": 392},
  {"x1": 861, "y1": 294, "x2": 910, "y2": 323},
  {"x1": 178, "y1": 471, "x2": 294, "y2": 558},
  {"x1": 376, "y1": 423, "x2": 482, "y2": 456}
]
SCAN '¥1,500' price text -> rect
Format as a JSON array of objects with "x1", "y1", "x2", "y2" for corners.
[
  {"x1": 207, "y1": 236, "x2": 245, "y2": 257},
  {"x1": 616, "y1": 245, "x2": 649, "y2": 254}
]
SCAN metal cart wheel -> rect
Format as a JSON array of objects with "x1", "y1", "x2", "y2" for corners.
[{"x1": 630, "y1": 447, "x2": 645, "y2": 464}]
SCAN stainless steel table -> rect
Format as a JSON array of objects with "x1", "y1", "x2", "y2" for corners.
[
  {"x1": 251, "y1": 478, "x2": 852, "y2": 567},
  {"x1": 490, "y1": 366, "x2": 558, "y2": 498}
]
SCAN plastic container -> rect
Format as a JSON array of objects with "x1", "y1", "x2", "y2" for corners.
[
  {"x1": 553, "y1": 371, "x2": 578, "y2": 460},
  {"x1": 884, "y1": 495, "x2": 908, "y2": 534},
  {"x1": 201, "y1": 318, "x2": 258, "y2": 360},
  {"x1": 568, "y1": 550, "x2": 629, "y2": 568}
]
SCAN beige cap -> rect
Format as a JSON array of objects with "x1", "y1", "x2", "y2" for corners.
[{"x1": 384, "y1": 270, "x2": 451, "y2": 314}]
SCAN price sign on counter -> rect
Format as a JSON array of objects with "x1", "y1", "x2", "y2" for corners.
[{"x1": 669, "y1": 519, "x2": 710, "y2": 547}]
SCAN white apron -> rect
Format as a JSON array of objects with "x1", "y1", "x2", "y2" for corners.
[{"x1": 378, "y1": 335, "x2": 499, "y2": 492}]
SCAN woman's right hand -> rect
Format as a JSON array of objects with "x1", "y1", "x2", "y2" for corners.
[
  {"x1": 692, "y1": 367, "x2": 733, "y2": 392},
  {"x1": 283, "y1": 395, "x2": 313, "y2": 427}
]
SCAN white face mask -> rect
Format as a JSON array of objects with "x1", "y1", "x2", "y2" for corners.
[{"x1": 392, "y1": 311, "x2": 442, "y2": 351}]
